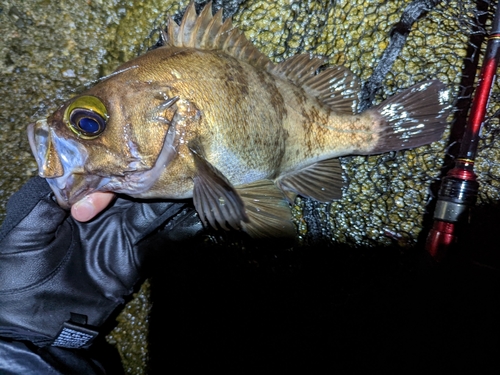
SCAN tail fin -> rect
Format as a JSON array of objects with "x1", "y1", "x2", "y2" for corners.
[{"x1": 366, "y1": 80, "x2": 450, "y2": 154}]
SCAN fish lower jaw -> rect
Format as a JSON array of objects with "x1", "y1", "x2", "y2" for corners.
[
  {"x1": 45, "y1": 173, "x2": 111, "y2": 209},
  {"x1": 122, "y1": 183, "x2": 194, "y2": 200}
]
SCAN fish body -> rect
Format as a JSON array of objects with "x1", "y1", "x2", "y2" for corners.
[{"x1": 28, "y1": 2, "x2": 450, "y2": 237}]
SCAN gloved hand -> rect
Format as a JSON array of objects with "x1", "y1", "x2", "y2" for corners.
[{"x1": 0, "y1": 177, "x2": 203, "y2": 372}]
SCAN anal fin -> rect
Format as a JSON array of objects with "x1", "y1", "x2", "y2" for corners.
[
  {"x1": 236, "y1": 180, "x2": 296, "y2": 238},
  {"x1": 277, "y1": 158, "x2": 345, "y2": 202}
]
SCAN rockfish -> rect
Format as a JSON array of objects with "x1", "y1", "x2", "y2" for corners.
[{"x1": 27, "y1": 2, "x2": 449, "y2": 237}]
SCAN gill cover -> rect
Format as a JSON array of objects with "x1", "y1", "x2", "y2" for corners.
[{"x1": 64, "y1": 96, "x2": 108, "y2": 138}]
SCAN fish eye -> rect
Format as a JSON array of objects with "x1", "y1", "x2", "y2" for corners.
[
  {"x1": 69, "y1": 109, "x2": 106, "y2": 136},
  {"x1": 64, "y1": 95, "x2": 108, "y2": 139}
]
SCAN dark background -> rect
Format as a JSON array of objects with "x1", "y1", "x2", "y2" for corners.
[{"x1": 146, "y1": 209, "x2": 500, "y2": 373}]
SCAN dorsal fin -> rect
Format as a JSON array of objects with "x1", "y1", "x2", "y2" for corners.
[
  {"x1": 271, "y1": 54, "x2": 361, "y2": 114},
  {"x1": 164, "y1": 1, "x2": 273, "y2": 71},
  {"x1": 165, "y1": 2, "x2": 359, "y2": 113}
]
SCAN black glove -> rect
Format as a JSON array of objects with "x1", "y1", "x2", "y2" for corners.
[{"x1": 0, "y1": 177, "x2": 203, "y2": 373}]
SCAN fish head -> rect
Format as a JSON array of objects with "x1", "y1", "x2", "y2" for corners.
[{"x1": 27, "y1": 68, "x2": 180, "y2": 208}]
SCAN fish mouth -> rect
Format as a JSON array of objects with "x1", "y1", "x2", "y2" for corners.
[
  {"x1": 45, "y1": 173, "x2": 111, "y2": 209},
  {"x1": 27, "y1": 115, "x2": 178, "y2": 208},
  {"x1": 27, "y1": 119, "x2": 109, "y2": 209}
]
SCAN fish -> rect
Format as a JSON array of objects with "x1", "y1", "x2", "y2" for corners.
[{"x1": 27, "y1": 1, "x2": 450, "y2": 237}]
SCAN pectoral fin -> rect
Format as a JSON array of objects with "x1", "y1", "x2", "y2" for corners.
[
  {"x1": 236, "y1": 180, "x2": 296, "y2": 238},
  {"x1": 277, "y1": 158, "x2": 345, "y2": 202},
  {"x1": 190, "y1": 143, "x2": 296, "y2": 238},
  {"x1": 190, "y1": 145, "x2": 248, "y2": 231}
]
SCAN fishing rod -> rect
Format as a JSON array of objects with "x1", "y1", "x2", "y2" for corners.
[{"x1": 426, "y1": 3, "x2": 500, "y2": 261}]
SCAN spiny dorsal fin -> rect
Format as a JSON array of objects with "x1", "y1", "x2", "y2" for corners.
[
  {"x1": 271, "y1": 54, "x2": 361, "y2": 114},
  {"x1": 164, "y1": 1, "x2": 273, "y2": 71}
]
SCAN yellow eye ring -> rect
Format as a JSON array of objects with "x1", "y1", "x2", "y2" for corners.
[{"x1": 64, "y1": 95, "x2": 109, "y2": 139}]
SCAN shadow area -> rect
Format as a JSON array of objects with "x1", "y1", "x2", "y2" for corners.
[{"x1": 145, "y1": 210, "x2": 499, "y2": 373}]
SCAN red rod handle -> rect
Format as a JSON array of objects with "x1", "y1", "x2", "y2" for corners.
[{"x1": 426, "y1": 5, "x2": 500, "y2": 260}]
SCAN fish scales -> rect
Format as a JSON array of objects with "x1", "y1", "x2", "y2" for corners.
[
  {"x1": 27, "y1": 1, "x2": 450, "y2": 237},
  {"x1": 274, "y1": 79, "x2": 375, "y2": 170},
  {"x1": 128, "y1": 48, "x2": 291, "y2": 190}
]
